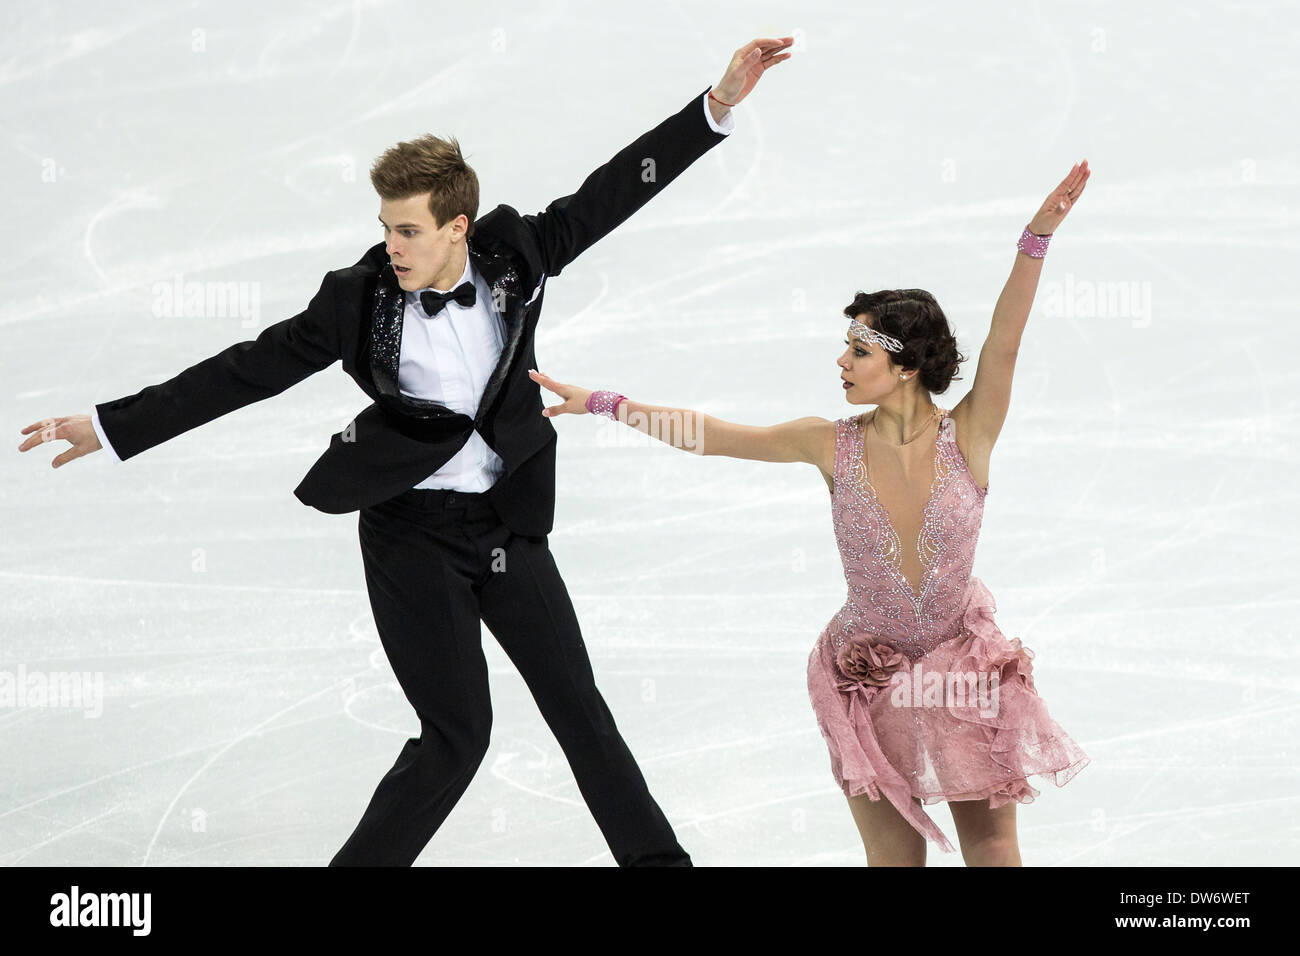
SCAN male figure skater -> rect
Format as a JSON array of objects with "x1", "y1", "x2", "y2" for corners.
[{"x1": 19, "y1": 38, "x2": 793, "y2": 865}]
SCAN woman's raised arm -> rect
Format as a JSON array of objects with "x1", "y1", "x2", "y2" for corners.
[{"x1": 958, "y1": 159, "x2": 1091, "y2": 449}]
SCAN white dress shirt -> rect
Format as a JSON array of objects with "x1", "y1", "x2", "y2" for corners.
[
  {"x1": 90, "y1": 91, "x2": 736, "y2": 490},
  {"x1": 404, "y1": 254, "x2": 506, "y2": 491}
]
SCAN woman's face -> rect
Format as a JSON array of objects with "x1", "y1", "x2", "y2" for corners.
[{"x1": 837, "y1": 314, "x2": 901, "y2": 405}]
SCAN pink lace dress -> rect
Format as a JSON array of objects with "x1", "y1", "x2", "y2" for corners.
[{"x1": 807, "y1": 409, "x2": 1090, "y2": 853}]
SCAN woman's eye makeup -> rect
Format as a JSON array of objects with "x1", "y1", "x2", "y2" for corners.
[{"x1": 844, "y1": 339, "x2": 868, "y2": 357}]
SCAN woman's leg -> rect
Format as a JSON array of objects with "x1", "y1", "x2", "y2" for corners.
[
  {"x1": 846, "y1": 792, "x2": 927, "y2": 866},
  {"x1": 948, "y1": 798, "x2": 1022, "y2": 866}
]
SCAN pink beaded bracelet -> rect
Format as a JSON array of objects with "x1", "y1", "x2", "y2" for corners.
[
  {"x1": 1017, "y1": 225, "x2": 1052, "y2": 258},
  {"x1": 585, "y1": 390, "x2": 628, "y2": 420}
]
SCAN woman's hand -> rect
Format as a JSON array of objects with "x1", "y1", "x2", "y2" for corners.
[
  {"x1": 528, "y1": 369, "x2": 592, "y2": 418},
  {"x1": 1028, "y1": 158, "x2": 1090, "y2": 236}
]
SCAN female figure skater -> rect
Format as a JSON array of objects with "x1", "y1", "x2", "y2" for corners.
[{"x1": 528, "y1": 161, "x2": 1093, "y2": 865}]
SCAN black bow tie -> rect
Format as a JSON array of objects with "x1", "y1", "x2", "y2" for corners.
[{"x1": 418, "y1": 282, "x2": 476, "y2": 317}]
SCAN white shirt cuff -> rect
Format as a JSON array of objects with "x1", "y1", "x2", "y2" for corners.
[
  {"x1": 90, "y1": 408, "x2": 121, "y2": 462},
  {"x1": 702, "y1": 89, "x2": 736, "y2": 136}
]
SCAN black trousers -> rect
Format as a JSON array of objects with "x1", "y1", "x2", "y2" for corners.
[{"x1": 329, "y1": 487, "x2": 690, "y2": 866}]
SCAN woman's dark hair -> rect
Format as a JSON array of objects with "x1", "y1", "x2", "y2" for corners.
[{"x1": 842, "y1": 289, "x2": 966, "y2": 394}]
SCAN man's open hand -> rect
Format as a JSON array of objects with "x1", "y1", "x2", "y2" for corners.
[
  {"x1": 18, "y1": 414, "x2": 102, "y2": 468},
  {"x1": 713, "y1": 37, "x2": 794, "y2": 107}
]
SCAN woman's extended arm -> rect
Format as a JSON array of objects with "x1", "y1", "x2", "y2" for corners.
[
  {"x1": 958, "y1": 159, "x2": 1091, "y2": 449},
  {"x1": 527, "y1": 369, "x2": 834, "y2": 473}
]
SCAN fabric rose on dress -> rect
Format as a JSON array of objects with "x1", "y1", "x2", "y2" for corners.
[{"x1": 835, "y1": 634, "x2": 908, "y2": 699}]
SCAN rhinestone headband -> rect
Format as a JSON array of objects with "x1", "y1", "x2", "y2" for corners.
[{"x1": 848, "y1": 320, "x2": 903, "y2": 352}]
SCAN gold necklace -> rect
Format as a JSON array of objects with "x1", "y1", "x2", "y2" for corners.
[{"x1": 870, "y1": 405, "x2": 942, "y2": 446}]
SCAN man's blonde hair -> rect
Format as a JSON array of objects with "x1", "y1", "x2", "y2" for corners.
[{"x1": 370, "y1": 134, "x2": 479, "y2": 237}]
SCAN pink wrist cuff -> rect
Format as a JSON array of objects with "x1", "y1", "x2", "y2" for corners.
[
  {"x1": 586, "y1": 390, "x2": 628, "y2": 420},
  {"x1": 1017, "y1": 225, "x2": 1052, "y2": 258}
]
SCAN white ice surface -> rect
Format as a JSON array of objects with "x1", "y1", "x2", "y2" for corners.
[{"x1": 2, "y1": 0, "x2": 1297, "y2": 865}]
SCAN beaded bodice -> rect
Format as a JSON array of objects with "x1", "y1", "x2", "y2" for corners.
[{"x1": 825, "y1": 410, "x2": 988, "y2": 661}]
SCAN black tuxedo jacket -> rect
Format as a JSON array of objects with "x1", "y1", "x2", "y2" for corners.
[{"x1": 96, "y1": 87, "x2": 729, "y2": 536}]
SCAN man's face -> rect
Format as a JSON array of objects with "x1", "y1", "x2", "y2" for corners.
[{"x1": 378, "y1": 193, "x2": 467, "y2": 291}]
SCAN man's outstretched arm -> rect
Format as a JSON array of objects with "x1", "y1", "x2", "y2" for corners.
[
  {"x1": 520, "y1": 37, "x2": 792, "y2": 278},
  {"x1": 19, "y1": 271, "x2": 342, "y2": 468}
]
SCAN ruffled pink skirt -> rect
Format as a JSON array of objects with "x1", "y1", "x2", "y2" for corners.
[{"x1": 806, "y1": 577, "x2": 1090, "y2": 853}]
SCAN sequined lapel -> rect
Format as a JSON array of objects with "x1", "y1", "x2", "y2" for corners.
[
  {"x1": 366, "y1": 264, "x2": 409, "y2": 412},
  {"x1": 472, "y1": 240, "x2": 526, "y2": 429}
]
